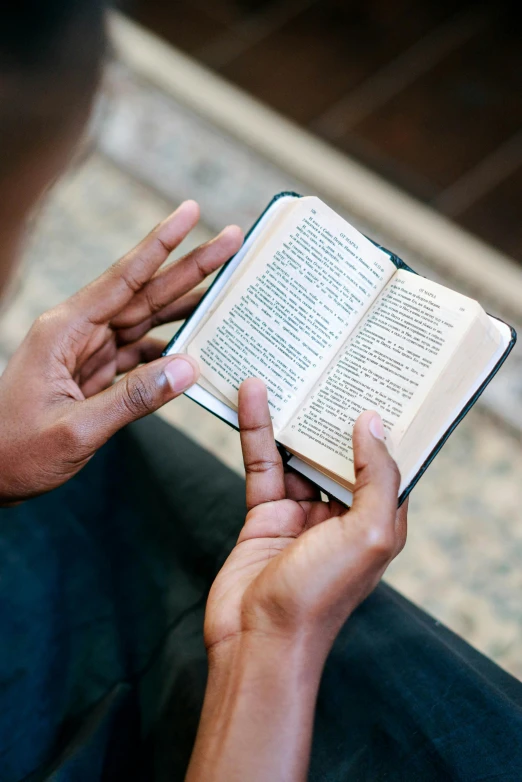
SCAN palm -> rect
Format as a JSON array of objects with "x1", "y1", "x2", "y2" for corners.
[
  {"x1": 0, "y1": 201, "x2": 244, "y2": 504},
  {"x1": 204, "y1": 379, "x2": 407, "y2": 654},
  {"x1": 205, "y1": 475, "x2": 344, "y2": 649}
]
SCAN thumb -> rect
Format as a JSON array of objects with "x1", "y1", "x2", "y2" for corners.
[
  {"x1": 79, "y1": 354, "x2": 199, "y2": 448},
  {"x1": 350, "y1": 411, "x2": 401, "y2": 524}
]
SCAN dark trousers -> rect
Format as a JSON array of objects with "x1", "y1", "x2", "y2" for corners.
[{"x1": 0, "y1": 415, "x2": 521, "y2": 781}]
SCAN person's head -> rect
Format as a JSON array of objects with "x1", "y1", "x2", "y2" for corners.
[{"x1": 0, "y1": 0, "x2": 107, "y2": 295}]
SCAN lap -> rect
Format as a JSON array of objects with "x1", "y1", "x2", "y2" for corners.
[
  {"x1": 0, "y1": 415, "x2": 246, "y2": 781},
  {"x1": 312, "y1": 583, "x2": 522, "y2": 781},
  {"x1": 1, "y1": 414, "x2": 521, "y2": 781}
]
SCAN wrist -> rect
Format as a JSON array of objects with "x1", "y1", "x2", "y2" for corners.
[
  {"x1": 187, "y1": 633, "x2": 325, "y2": 782},
  {"x1": 208, "y1": 628, "x2": 325, "y2": 681}
]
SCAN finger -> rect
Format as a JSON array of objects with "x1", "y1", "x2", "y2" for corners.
[
  {"x1": 78, "y1": 354, "x2": 200, "y2": 449},
  {"x1": 79, "y1": 337, "x2": 166, "y2": 398},
  {"x1": 344, "y1": 411, "x2": 401, "y2": 548},
  {"x1": 114, "y1": 288, "x2": 207, "y2": 346},
  {"x1": 116, "y1": 337, "x2": 166, "y2": 374},
  {"x1": 284, "y1": 469, "x2": 321, "y2": 502},
  {"x1": 77, "y1": 329, "x2": 165, "y2": 380},
  {"x1": 238, "y1": 378, "x2": 285, "y2": 510},
  {"x1": 301, "y1": 500, "x2": 340, "y2": 528},
  {"x1": 327, "y1": 497, "x2": 348, "y2": 518},
  {"x1": 77, "y1": 285, "x2": 204, "y2": 385},
  {"x1": 72, "y1": 201, "x2": 201, "y2": 323},
  {"x1": 111, "y1": 224, "x2": 243, "y2": 330},
  {"x1": 80, "y1": 361, "x2": 117, "y2": 398},
  {"x1": 79, "y1": 338, "x2": 167, "y2": 398},
  {"x1": 394, "y1": 498, "x2": 408, "y2": 556},
  {"x1": 77, "y1": 336, "x2": 117, "y2": 386}
]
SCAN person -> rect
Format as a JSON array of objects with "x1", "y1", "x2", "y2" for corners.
[{"x1": 0, "y1": 2, "x2": 521, "y2": 780}]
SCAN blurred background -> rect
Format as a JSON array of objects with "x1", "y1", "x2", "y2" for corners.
[
  {"x1": 131, "y1": 0, "x2": 522, "y2": 259},
  {"x1": 1, "y1": 0, "x2": 521, "y2": 676}
]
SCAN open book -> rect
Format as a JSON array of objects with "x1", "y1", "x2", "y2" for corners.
[{"x1": 166, "y1": 193, "x2": 515, "y2": 505}]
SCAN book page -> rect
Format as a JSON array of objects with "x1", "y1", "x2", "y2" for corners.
[
  {"x1": 279, "y1": 270, "x2": 481, "y2": 483},
  {"x1": 187, "y1": 197, "x2": 396, "y2": 430}
]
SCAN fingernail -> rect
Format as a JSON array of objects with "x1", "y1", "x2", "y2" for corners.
[
  {"x1": 177, "y1": 199, "x2": 198, "y2": 213},
  {"x1": 369, "y1": 413, "x2": 386, "y2": 440},
  {"x1": 219, "y1": 224, "x2": 243, "y2": 242},
  {"x1": 168, "y1": 200, "x2": 199, "y2": 221},
  {"x1": 164, "y1": 358, "x2": 196, "y2": 394}
]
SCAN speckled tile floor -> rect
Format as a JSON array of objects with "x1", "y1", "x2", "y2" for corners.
[{"x1": 1, "y1": 65, "x2": 521, "y2": 680}]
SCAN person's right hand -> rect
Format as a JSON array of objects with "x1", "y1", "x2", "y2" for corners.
[
  {"x1": 204, "y1": 378, "x2": 408, "y2": 661},
  {"x1": 187, "y1": 378, "x2": 408, "y2": 782},
  {"x1": 0, "y1": 200, "x2": 243, "y2": 504}
]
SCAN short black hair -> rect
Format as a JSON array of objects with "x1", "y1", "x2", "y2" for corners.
[
  {"x1": 0, "y1": 1, "x2": 107, "y2": 180},
  {"x1": 1, "y1": 1, "x2": 106, "y2": 71}
]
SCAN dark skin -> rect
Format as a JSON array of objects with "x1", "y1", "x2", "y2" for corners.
[
  {"x1": 0, "y1": 34, "x2": 407, "y2": 779},
  {"x1": 0, "y1": 200, "x2": 243, "y2": 503},
  {"x1": 0, "y1": 49, "x2": 244, "y2": 504},
  {"x1": 187, "y1": 380, "x2": 407, "y2": 781}
]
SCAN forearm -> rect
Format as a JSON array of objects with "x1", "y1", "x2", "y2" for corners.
[{"x1": 186, "y1": 633, "x2": 324, "y2": 782}]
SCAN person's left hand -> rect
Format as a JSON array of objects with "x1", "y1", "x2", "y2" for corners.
[{"x1": 0, "y1": 200, "x2": 243, "y2": 503}]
